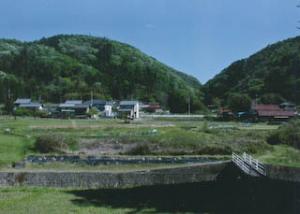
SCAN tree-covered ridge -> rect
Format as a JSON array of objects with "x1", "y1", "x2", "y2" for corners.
[
  {"x1": 0, "y1": 35, "x2": 204, "y2": 113},
  {"x1": 205, "y1": 36, "x2": 300, "y2": 105}
]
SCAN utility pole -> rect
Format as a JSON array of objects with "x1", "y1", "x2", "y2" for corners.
[
  {"x1": 255, "y1": 94, "x2": 258, "y2": 107},
  {"x1": 188, "y1": 96, "x2": 191, "y2": 115},
  {"x1": 7, "y1": 88, "x2": 11, "y2": 100},
  {"x1": 90, "y1": 90, "x2": 94, "y2": 106}
]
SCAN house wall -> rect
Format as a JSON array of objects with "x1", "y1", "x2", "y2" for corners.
[
  {"x1": 104, "y1": 105, "x2": 112, "y2": 117},
  {"x1": 134, "y1": 103, "x2": 140, "y2": 119}
]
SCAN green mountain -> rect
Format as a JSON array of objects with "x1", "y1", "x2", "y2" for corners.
[
  {"x1": 0, "y1": 35, "x2": 204, "y2": 113},
  {"x1": 205, "y1": 36, "x2": 300, "y2": 105}
]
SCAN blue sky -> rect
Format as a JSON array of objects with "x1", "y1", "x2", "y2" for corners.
[{"x1": 0, "y1": 0, "x2": 299, "y2": 83}]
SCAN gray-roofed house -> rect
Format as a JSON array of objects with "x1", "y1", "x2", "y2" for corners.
[
  {"x1": 83, "y1": 100, "x2": 113, "y2": 117},
  {"x1": 59, "y1": 100, "x2": 83, "y2": 108},
  {"x1": 118, "y1": 101, "x2": 140, "y2": 119},
  {"x1": 19, "y1": 102, "x2": 43, "y2": 111},
  {"x1": 58, "y1": 100, "x2": 89, "y2": 117},
  {"x1": 14, "y1": 98, "x2": 32, "y2": 107},
  {"x1": 14, "y1": 98, "x2": 43, "y2": 111},
  {"x1": 65, "y1": 100, "x2": 83, "y2": 105},
  {"x1": 280, "y1": 102, "x2": 297, "y2": 112},
  {"x1": 84, "y1": 99, "x2": 106, "y2": 111}
]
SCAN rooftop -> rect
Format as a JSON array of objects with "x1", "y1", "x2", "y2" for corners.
[
  {"x1": 253, "y1": 104, "x2": 281, "y2": 111},
  {"x1": 83, "y1": 100, "x2": 106, "y2": 105},
  {"x1": 15, "y1": 98, "x2": 31, "y2": 104},
  {"x1": 65, "y1": 100, "x2": 83, "y2": 105},
  {"x1": 19, "y1": 103, "x2": 42, "y2": 108},
  {"x1": 120, "y1": 101, "x2": 139, "y2": 105},
  {"x1": 253, "y1": 104, "x2": 296, "y2": 117}
]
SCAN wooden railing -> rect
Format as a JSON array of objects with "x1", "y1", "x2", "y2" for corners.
[{"x1": 232, "y1": 152, "x2": 266, "y2": 176}]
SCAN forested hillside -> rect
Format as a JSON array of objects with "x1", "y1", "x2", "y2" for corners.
[
  {"x1": 205, "y1": 36, "x2": 300, "y2": 106},
  {"x1": 4, "y1": 34, "x2": 298, "y2": 113},
  {"x1": 0, "y1": 35, "x2": 204, "y2": 113}
]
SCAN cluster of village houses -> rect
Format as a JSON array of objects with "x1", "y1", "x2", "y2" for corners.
[
  {"x1": 13, "y1": 98, "x2": 162, "y2": 119},
  {"x1": 13, "y1": 98, "x2": 299, "y2": 121},
  {"x1": 219, "y1": 101, "x2": 298, "y2": 121}
]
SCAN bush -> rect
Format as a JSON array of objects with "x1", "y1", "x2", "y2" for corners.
[
  {"x1": 243, "y1": 140, "x2": 270, "y2": 153},
  {"x1": 87, "y1": 107, "x2": 100, "y2": 118},
  {"x1": 126, "y1": 144, "x2": 152, "y2": 155},
  {"x1": 267, "y1": 120, "x2": 300, "y2": 149},
  {"x1": 196, "y1": 145, "x2": 232, "y2": 155},
  {"x1": 34, "y1": 110, "x2": 49, "y2": 118},
  {"x1": 14, "y1": 108, "x2": 48, "y2": 118},
  {"x1": 34, "y1": 134, "x2": 78, "y2": 153},
  {"x1": 14, "y1": 108, "x2": 33, "y2": 116}
]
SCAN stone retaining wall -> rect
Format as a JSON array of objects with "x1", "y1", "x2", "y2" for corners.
[
  {"x1": 0, "y1": 161, "x2": 228, "y2": 188},
  {"x1": 25, "y1": 155, "x2": 220, "y2": 165},
  {"x1": 266, "y1": 164, "x2": 300, "y2": 183},
  {"x1": 1, "y1": 161, "x2": 299, "y2": 188}
]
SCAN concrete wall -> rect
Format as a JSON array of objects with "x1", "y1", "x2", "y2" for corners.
[
  {"x1": 266, "y1": 164, "x2": 300, "y2": 183},
  {"x1": 1, "y1": 161, "x2": 299, "y2": 188},
  {"x1": 0, "y1": 161, "x2": 228, "y2": 188}
]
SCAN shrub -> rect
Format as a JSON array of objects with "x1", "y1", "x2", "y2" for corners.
[
  {"x1": 267, "y1": 120, "x2": 300, "y2": 149},
  {"x1": 14, "y1": 108, "x2": 33, "y2": 116},
  {"x1": 196, "y1": 145, "x2": 233, "y2": 155},
  {"x1": 87, "y1": 107, "x2": 100, "y2": 118},
  {"x1": 243, "y1": 140, "x2": 270, "y2": 153},
  {"x1": 126, "y1": 144, "x2": 152, "y2": 155},
  {"x1": 14, "y1": 108, "x2": 48, "y2": 118},
  {"x1": 201, "y1": 121, "x2": 211, "y2": 133},
  {"x1": 34, "y1": 134, "x2": 78, "y2": 153},
  {"x1": 34, "y1": 110, "x2": 49, "y2": 118}
]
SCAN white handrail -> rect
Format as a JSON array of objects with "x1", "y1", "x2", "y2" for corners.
[{"x1": 232, "y1": 152, "x2": 266, "y2": 176}]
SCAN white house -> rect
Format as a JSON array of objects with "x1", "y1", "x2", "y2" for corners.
[
  {"x1": 83, "y1": 100, "x2": 113, "y2": 117},
  {"x1": 104, "y1": 104, "x2": 113, "y2": 117},
  {"x1": 118, "y1": 101, "x2": 140, "y2": 119}
]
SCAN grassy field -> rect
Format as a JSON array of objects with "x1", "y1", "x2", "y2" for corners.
[
  {"x1": 0, "y1": 134, "x2": 33, "y2": 167},
  {"x1": 0, "y1": 116, "x2": 299, "y2": 213},
  {"x1": 0, "y1": 116, "x2": 299, "y2": 168},
  {"x1": 0, "y1": 180, "x2": 294, "y2": 214},
  {"x1": 256, "y1": 145, "x2": 300, "y2": 167},
  {"x1": 0, "y1": 187, "x2": 151, "y2": 214}
]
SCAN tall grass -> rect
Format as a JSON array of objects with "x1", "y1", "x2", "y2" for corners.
[{"x1": 0, "y1": 134, "x2": 33, "y2": 167}]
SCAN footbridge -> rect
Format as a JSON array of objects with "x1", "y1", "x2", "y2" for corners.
[{"x1": 232, "y1": 152, "x2": 266, "y2": 176}]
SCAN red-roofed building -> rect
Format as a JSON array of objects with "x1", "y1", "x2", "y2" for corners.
[
  {"x1": 141, "y1": 103, "x2": 162, "y2": 113},
  {"x1": 252, "y1": 103, "x2": 296, "y2": 119}
]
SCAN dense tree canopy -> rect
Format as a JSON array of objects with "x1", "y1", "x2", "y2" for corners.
[
  {"x1": 227, "y1": 93, "x2": 252, "y2": 112},
  {"x1": 204, "y1": 36, "x2": 300, "y2": 106},
  {"x1": 0, "y1": 35, "x2": 205, "y2": 113}
]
